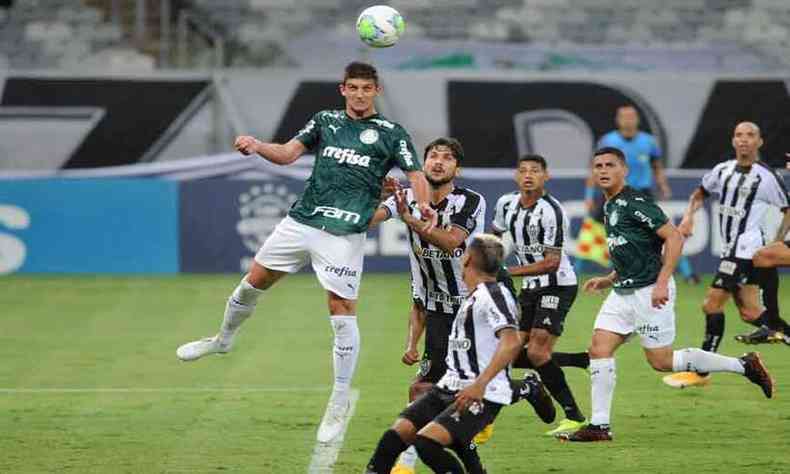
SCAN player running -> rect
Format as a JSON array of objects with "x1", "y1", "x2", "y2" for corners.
[
  {"x1": 491, "y1": 154, "x2": 589, "y2": 436},
  {"x1": 370, "y1": 138, "x2": 554, "y2": 474},
  {"x1": 561, "y1": 147, "x2": 774, "y2": 442},
  {"x1": 664, "y1": 122, "x2": 790, "y2": 389},
  {"x1": 366, "y1": 234, "x2": 552, "y2": 473},
  {"x1": 175, "y1": 61, "x2": 435, "y2": 443}
]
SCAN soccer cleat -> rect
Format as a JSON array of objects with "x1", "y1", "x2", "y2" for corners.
[
  {"x1": 740, "y1": 352, "x2": 775, "y2": 399},
  {"x1": 390, "y1": 465, "x2": 415, "y2": 474},
  {"x1": 545, "y1": 418, "x2": 586, "y2": 436},
  {"x1": 514, "y1": 374, "x2": 556, "y2": 424},
  {"x1": 176, "y1": 335, "x2": 230, "y2": 361},
  {"x1": 734, "y1": 326, "x2": 784, "y2": 345},
  {"x1": 316, "y1": 399, "x2": 350, "y2": 443},
  {"x1": 473, "y1": 423, "x2": 494, "y2": 445},
  {"x1": 662, "y1": 371, "x2": 711, "y2": 389},
  {"x1": 557, "y1": 424, "x2": 612, "y2": 442}
]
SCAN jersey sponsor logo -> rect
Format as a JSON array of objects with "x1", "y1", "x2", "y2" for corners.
[
  {"x1": 634, "y1": 210, "x2": 655, "y2": 228},
  {"x1": 321, "y1": 146, "x2": 371, "y2": 167},
  {"x1": 607, "y1": 235, "x2": 628, "y2": 249},
  {"x1": 324, "y1": 265, "x2": 359, "y2": 278},
  {"x1": 428, "y1": 291, "x2": 465, "y2": 306},
  {"x1": 448, "y1": 337, "x2": 472, "y2": 351},
  {"x1": 311, "y1": 205, "x2": 362, "y2": 224},
  {"x1": 419, "y1": 247, "x2": 464, "y2": 260},
  {"x1": 398, "y1": 139, "x2": 414, "y2": 167},
  {"x1": 515, "y1": 243, "x2": 545, "y2": 254},
  {"x1": 540, "y1": 295, "x2": 560, "y2": 310},
  {"x1": 717, "y1": 205, "x2": 747, "y2": 219},
  {"x1": 370, "y1": 118, "x2": 395, "y2": 129},
  {"x1": 359, "y1": 128, "x2": 379, "y2": 144},
  {"x1": 636, "y1": 324, "x2": 660, "y2": 341}
]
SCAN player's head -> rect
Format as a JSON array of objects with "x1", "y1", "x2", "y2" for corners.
[
  {"x1": 463, "y1": 234, "x2": 505, "y2": 282},
  {"x1": 732, "y1": 121, "x2": 763, "y2": 161},
  {"x1": 340, "y1": 62, "x2": 381, "y2": 117},
  {"x1": 423, "y1": 137, "x2": 463, "y2": 187},
  {"x1": 515, "y1": 154, "x2": 549, "y2": 194},
  {"x1": 615, "y1": 105, "x2": 640, "y2": 137},
  {"x1": 592, "y1": 147, "x2": 627, "y2": 192}
]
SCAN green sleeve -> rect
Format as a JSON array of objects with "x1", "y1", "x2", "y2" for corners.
[
  {"x1": 630, "y1": 199, "x2": 668, "y2": 232},
  {"x1": 292, "y1": 112, "x2": 322, "y2": 150},
  {"x1": 391, "y1": 127, "x2": 422, "y2": 172}
]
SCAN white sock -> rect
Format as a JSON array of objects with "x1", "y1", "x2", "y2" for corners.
[
  {"x1": 219, "y1": 278, "x2": 263, "y2": 345},
  {"x1": 330, "y1": 315, "x2": 360, "y2": 405},
  {"x1": 589, "y1": 358, "x2": 616, "y2": 426},
  {"x1": 673, "y1": 348, "x2": 744, "y2": 374},
  {"x1": 396, "y1": 446, "x2": 418, "y2": 468}
]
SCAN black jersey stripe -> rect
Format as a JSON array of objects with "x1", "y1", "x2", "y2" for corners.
[
  {"x1": 463, "y1": 304, "x2": 480, "y2": 377},
  {"x1": 450, "y1": 312, "x2": 469, "y2": 380},
  {"x1": 723, "y1": 173, "x2": 746, "y2": 254},
  {"x1": 485, "y1": 281, "x2": 517, "y2": 325},
  {"x1": 729, "y1": 175, "x2": 761, "y2": 258},
  {"x1": 543, "y1": 195, "x2": 566, "y2": 247},
  {"x1": 406, "y1": 228, "x2": 432, "y2": 306},
  {"x1": 717, "y1": 168, "x2": 737, "y2": 246}
]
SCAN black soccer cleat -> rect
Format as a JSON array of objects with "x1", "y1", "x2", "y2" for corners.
[
  {"x1": 513, "y1": 374, "x2": 556, "y2": 424},
  {"x1": 557, "y1": 424, "x2": 612, "y2": 442},
  {"x1": 740, "y1": 352, "x2": 775, "y2": 399},
  {"x1": 734, "y1": 326, "x2": 784, "y2": 345}
]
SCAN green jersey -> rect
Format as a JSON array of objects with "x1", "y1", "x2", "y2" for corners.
[
  {"x1": 289, "y1": 109, "x2": 421, "y2": 235},
  {"x1": 603, "y1": 186, "x2": 669, "y2": 290}
]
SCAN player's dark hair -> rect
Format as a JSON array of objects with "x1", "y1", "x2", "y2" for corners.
[
  {"x1": 468, "y1": 234, "x2": 504, "y2": 276},
  {"x1": 424, "y1": 137, "x2": 464, "y2": 163},
  {"x1": 593, "y1": 146, "x2": 626, "y2": 164},
  {"x1": 517, "y1": 154, "x2": 547, "y2": 170},
  {"x1": 343, "y1": 61, "x2": 379, "y2": 85}
]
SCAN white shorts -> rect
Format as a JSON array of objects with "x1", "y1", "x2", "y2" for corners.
[
  {"x1": 254, "y1": 216, "x2": 365, "y2": 300},
  {"x1": 593, "y1": 278, "x2": 676, "y2": 349}
]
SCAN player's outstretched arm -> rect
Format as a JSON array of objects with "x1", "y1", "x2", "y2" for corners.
[
  {"x1": 405, "y1": 171, "x2": 437, "y2": 230},
  {"x1": 454, "y1": 327, "x2": 521, "y2": 412},
  {"x1": 582, "y1": 271, "x2": 617, "y2": 294},
  {"x1": 678, "y1": 187, "x2": 707, "y2": 237},
  {"x1": 402, "y1": 303, "x2": 426, "y2": 365},
  {"x1": 234, "y1": 136, "x2": 306, "y2": 165},
  {"x1": 652, "y1": 159, "x2": 672, "y2": 199}
]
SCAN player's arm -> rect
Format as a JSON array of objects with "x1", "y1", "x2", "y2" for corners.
[
  {"x1": 402, "y1": 211, "x2": 467, "y2": 253},
  {"x1": 652, "y1": 222, "x2": 683, "y2": 308},
  {"x1": 773, "y1": 207, "x2": 790, "y2": 242},
  {"x1": 368, "y1": 207, "x2": 392, "y2": 228},
  {"x1": 404, "y1": 170, "x2": 436, "y2": 229},
  {"x1": 678, "y1": 187, "x2": 707, "y2": 237},
  {"x1": 368, "y1": 178, "x2": 401, "y2": 228},
  {"x1": 582, "y1": 270, "x2": 617, "y2": 293},
  {"x1": 402, "y1": 302, "x2": 426, "y2": 365},
  {"x1": 454, "y1": 327, "x2": 521, "y2": 412},
  {"x1": 507, "y1": 248, "x2": 560, "y2": 277},
  {"x1": 651, "y1": 159, "x2": 672, "y2": 199},
  {"x1": 234, "y1": 136, "x2": 305, "y2": 165}
]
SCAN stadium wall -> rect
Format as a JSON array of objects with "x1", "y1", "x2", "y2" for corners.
[{"x1": 4, "y1": 175, "x2": 783, "y2": 275}]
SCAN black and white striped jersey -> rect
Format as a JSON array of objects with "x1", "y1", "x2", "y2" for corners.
[
  {"x1": 436, "y1": 281, "x2": 519, "y2": 405},
  {"x1": 492, "y1": 192, "x2": 577, "y2": 289},
  {"x1": 380, "y1": 186, "x2": 486, "y2": 315},
  {"x1": 701, "y1": 160, "x2": 790, "y2": 259}
]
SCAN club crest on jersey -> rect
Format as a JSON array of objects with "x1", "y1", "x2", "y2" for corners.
[
  {"x1": 527, "y1": 223, "x2": 540, "y2": 240},
  {"x1": 359, "y1": 128, "x2": 379, "y2": 145}
]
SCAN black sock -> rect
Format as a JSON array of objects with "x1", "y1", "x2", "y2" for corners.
[
  {"x1": 366, "y1": 429, "x2": 407, "y2": 474},
  {"x1": 450, "y1": 441, "x2": 485, "y2": 474},
  {"x1": 535, "y1": 360, "x2": 584, "y2": 422},
  {"x1": 513, "y1": 347, "x2": 534, "y2": 369},
  {"x1": 756, "y1": 267, "x2": 790, "y2": 332},
  {"x1": 552, "y1": 351, "x2": 590, "y2": 369},
  {"x1": 702, "y1": 313, "x2": 725, "y2": 352},
  {"x1": 413, "y1": 435, "x2": 464, "y2": 474},
  {"x1": 747, "y1": 314, "x2": 767, "y2": 328}
]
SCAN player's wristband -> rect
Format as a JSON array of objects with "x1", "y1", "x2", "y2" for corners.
[{"x1": 585, "y1": 187, "x2": 595, "y2": 201}]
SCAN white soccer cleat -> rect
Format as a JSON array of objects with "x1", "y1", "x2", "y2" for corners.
[
  {"x1": 316, "y1": 399, "x2": 350, "y2": 443},
  {"x1": 176, "y1": 335, "x2": 230, "y2": 361}
]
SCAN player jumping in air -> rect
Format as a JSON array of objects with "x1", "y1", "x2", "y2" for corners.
[
  {"x1": 492, "y1": 154, "x2": 590, "y2": 437},
  {"x1": 663, "y1": 123, "x2": 790, "y2": 389},
  {"x1": 560, "y1": 147, "x2": 774, "y2": 442},
  {"x1": 175, "y1": 61, "x2": 435, "y2": 443}
]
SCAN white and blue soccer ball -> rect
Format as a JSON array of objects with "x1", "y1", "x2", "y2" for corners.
[{"x1": 356, "y1": 5, "x2": 405, "y2": 48}]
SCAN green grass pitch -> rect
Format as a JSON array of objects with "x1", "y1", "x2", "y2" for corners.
[{"x1": 1, "y1": 274, "x2": 789, "y2": 473}]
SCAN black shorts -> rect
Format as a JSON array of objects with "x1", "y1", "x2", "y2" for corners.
[
  {"x1": 711, "y1": 258, "x2": 757, "y2": 293},
  {"x1": 399, "y1": 386, "x2": 503, "y2": 448},
  {"x1": 417, "y1": 310, "x2": 454, "y2": 384},
  {"x1": 518, "y1": 285, "x2": 578, "y2": 336}
]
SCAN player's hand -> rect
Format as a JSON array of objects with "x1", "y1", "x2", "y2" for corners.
[
  {"x1": 651, "y1": 280, "x2": 670, "y2": 308},
  {"x1": 381, "y1": 176, "x2": 400, "y2": 201},
  {"x1": 402, "y1": 347, "x2": 420, "y2": 365},
  {"x1": 583, "y1": 277, "x2": 612, "y2": 294},
  {"x1": 454, "y1": 381, "x2": 485, "y2": 413},
  {"x1": 418, "y1": 203, "x2": 438, "y2": 233},
  {"x1": 394, "y1": 189, "x2": 410, "y2": 217},
  {"x1": 234, "y1": 135, "x2": 260, "y2": 155},
  {"x1": 677, "y1": 217, "x2": 693, "y2": 238}
]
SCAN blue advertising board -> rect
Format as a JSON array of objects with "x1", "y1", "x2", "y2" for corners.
[{"x1": 0, "y1": 179, "x2": 178, "y2": 273}]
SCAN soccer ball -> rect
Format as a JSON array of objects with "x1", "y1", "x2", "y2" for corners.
[{"x1": 356, "y1": 5, "x2": 405, "y2": 48}]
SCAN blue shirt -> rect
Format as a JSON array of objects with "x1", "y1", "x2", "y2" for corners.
[{"x1": 597, "y1": 131, "x2": 661, "y2": 190}]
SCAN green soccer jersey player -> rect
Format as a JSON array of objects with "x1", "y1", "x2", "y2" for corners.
[
  {"x1": 176, "y1": 62, "x2": 435, "y2": 444},
  {"x1": 560, "y1": 147, "x2": 775, "y2": 443}
]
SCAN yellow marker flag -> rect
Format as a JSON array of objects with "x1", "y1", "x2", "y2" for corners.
[{"x1": 576, "y1": 217, "x2": 610, "y2": 267}]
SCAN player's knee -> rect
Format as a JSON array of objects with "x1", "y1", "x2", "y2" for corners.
[
  {"x1": 246, "y1": 263, "x2": 282, "y2": 290},
  {"x1": 702, "y1": 297, "x2": 720, "y2": 315},
  {"x1": 588, "y1": 344, "x2": 610, "y2": 359},
  {"x1": 526, "y1": 344, "x2": 551, "y2": 366},
  {"x1": 391, "y1": 418, "x2": 417, "y2": 444},
  {"x1": 738, "y1": 306, "x2": 762, "y2": 322},
  {"x1": 327, "y1": 292, "x2": 356, "y2": 315}
]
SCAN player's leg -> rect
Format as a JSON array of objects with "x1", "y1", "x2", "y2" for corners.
[
  {"x1": 754, "y1": 241, "x2": 790, "y2": 268},
  {"x1": 735, "y1": 269, "x2": 790, "y2": 344},
  {"x1": 176, "y1": 217, "x2": 307, "y2": 361},
  {"x1": 311, "y1": 229, "x2": 366, "y2": 442}
]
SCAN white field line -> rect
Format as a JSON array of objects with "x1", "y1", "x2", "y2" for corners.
[
  {"x1": 0, "y1": 387, "x2": 331, "y2": 394},
  {"x1": 308, "y1": 389, "x2": 361, "y2": 474}
]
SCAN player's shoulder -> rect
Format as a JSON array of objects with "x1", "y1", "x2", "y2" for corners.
[
  {"x1": 622, "y1": 186, "x2": 657, "y2": 206},
  {"x1": 539, "y1": 193, "x2": 568, "y2": 216},
  {"x1": 314, "y1": 109, "x2": 345, "y2": 122},
  {"x1": 368, "y1": 114, "x2": 405, "y2": 133},
  {"x1": 495, "y1": 191, "x2": 520, "y2": 207},
  {"x1": 755, "y1": 160, "x2": 783, "y2": 179},
  {"x1": 479, "y1": 281, "x2": 517, "y2": 312},
  {"x1": 451, "y1": 186, "x2": 485, "y2": 203}
]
